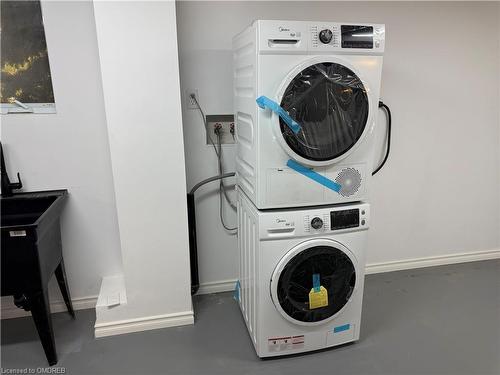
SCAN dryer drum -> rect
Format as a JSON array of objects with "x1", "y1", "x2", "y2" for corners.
[
  {"x1": 276, "y1": 245, "x2": 356, "y2": 323},
  {"x1": 280, "y1": 62, "x2": 369, "y2": 162}
]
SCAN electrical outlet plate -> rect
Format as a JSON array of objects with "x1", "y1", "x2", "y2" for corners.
[
  {"x1": 186, "y1": 89, "x2": 199, "y2": 109},
  {"x1": 206, "y1": 114, "x2": 235, "y2": 145}
]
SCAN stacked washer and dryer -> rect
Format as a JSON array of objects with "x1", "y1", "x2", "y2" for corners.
[{"x1": 232, "y1": 20, "x2": 385, "y2": 357}]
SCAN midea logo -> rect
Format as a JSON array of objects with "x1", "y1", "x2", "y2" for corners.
[
  {"x1": 276, "y1": 218, "x2": 286, "y2": 223},
  {"x1": 278, "y1": 27, "x2": 290, "y2": 32}
]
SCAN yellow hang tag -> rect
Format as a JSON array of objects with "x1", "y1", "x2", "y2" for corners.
[{"x1": 309, "y1": 286, "x2": 328, "y2": 309}]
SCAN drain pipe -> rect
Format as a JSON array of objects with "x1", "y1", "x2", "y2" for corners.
[{"x1": 187, "y1": 172, "x2": 236, "y2": 295}]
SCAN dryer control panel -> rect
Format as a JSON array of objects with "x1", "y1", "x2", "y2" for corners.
[
  {"x1": 310, "y1": 23, "x2": 385, "y2": 51},
  {"x1": 256, "y1": 20, "x2": 385, "y2": 54}
]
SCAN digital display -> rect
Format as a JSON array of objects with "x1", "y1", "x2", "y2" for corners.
[
  {"x1": 331, "y1": 209, "x2": 359, "y2": 230},
  {"x1": 341, "y1": 25, "x2": 374, "y2": 49}
]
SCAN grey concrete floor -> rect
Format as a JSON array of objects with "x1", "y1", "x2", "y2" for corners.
[{"x1": 1, "y1": 260, "x2": 499, "y2": 375}]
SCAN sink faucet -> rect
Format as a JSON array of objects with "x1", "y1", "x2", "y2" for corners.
[{"x1": 1, "y1": 142, "x2": 22, "y2": 197}]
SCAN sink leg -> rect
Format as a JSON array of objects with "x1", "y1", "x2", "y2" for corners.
[
  {"x1": 55, "y1": 260, "x2": 75, "y2": 318},
  {"x1": 30, "y1": 289, "x2": 58, "y2": 366}
]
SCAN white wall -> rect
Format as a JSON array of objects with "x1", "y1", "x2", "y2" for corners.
[
  {"x1": 498, "y1": 4, "x2": 500, "y2": 244},
  {"x1": 177, "y1": 1, "x2": 500, "y2": 289},
  {"x1": 1, "y1": 1, "x2": 123, "y2": 309},
  {"x1": 93, "y1": 0, "x2": 193, "y2": 330}
]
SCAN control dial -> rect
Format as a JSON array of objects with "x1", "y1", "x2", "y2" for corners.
[
  {"x1": 311, "y1": 217, "x2": 324, "y2": 230},
  {"x1": 319, "y1": 29, "x2": 333, "y2": 44}
]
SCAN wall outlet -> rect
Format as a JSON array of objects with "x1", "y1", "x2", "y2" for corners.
[
  {"x1": 206, "y1": 114, "x2": 235, "y2": 145},
  {"x1": 186, "y1": 89, "x2": 199, "y2": 110}
]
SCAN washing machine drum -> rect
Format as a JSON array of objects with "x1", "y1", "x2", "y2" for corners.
[
  {"x1": 280, "y1": 62, "x2": 369, "y2": 162},
  {"x1": 275, "y1": 245, "x2": 356, "y2": 323}
]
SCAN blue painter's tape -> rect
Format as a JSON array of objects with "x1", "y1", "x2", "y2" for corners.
[
  {"x1": 256, "y1": 96, "x2": 301, "y2": 134},
  {"x1": 233, "y1": 280, "x2": 241, "y2": 302},
  {"x1": 286, "y1": 159, "x2": 342, "y2": 193},
  {"x1": 334, "y1": 324, "x2": 350, "y2": 333},
  {"x1": 312, "y1": 273, "x2": 320, "y2": 292}
]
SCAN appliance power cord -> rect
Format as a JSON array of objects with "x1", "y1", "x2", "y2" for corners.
[{"x1": 372, "y1": 100, "x2": 392, "y2": 176}]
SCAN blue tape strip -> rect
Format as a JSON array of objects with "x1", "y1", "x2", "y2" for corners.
[
  {"x1": 256, "y1": 96, "x2": 301, "y2": 134},
  {"x1": 286, "y1": 159, "x2": 342, "y2": 193},
  {"x1": 312, "y1": 274, "x2": 320, "y2": 292},
  {"x1": 334, "y1": 324, "x2": 351, "y2": 333},
  {"x1": 233, "y1": 280, "x2": 241, "y2": 302}
]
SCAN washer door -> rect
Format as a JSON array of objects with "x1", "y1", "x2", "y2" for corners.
[
  {"x1": 279, "y1": 62, "x2": 369, "y2": 164},
  {"x1": 270, "y1": 239, "x2": 357, "y2": 326}
]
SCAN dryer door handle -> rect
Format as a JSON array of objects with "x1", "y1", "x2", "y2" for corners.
[{"x1": 256, "y1": 96, "x2": 302, "y2": 134}]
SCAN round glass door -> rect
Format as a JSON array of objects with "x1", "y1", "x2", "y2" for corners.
[
  {"x1": 279, "y1": 62, "x2": 369, "y2": 162},
  {"x1": 273, "y1": 244, "x2": 356, "y2": 324}
]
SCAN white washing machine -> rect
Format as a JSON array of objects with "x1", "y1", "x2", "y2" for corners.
[
  {"x1": 237, "y1": 190, "x2": 369, "y2": 357},
  {"x1": 233, "y1": 20, "x2": 385, "y2": 209}
]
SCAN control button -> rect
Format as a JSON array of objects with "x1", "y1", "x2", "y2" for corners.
[
  {"x1": 361, "y1": 219, "x2": 366, "y2": 226},
  {"x1": 361, "y1": 210, "x2": 365, "y2": 215},
  {"x1": 319, "y1": 29, "x2": 333, "y2": 44},
  {"x1": 311, "y1": 217, "x2": 323, "y2": 230}
]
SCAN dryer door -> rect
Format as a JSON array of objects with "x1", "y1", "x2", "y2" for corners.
[
  {"x1": 270, "y1": 239, "x2": 358, "y2": 326},
  {"x1": 278, "y1": 62, "x2": 369, "y2": 165}
]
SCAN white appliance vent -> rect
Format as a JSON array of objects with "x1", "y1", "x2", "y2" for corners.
[{"x1": 335, "y1": 168, "x2": 362, "y2": 197}]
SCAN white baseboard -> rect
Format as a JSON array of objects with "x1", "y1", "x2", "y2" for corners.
[
  {"x1": 197, "y1": 249, "x2": 500, "y2": 295},
  {"x1": 196, "y1": 279, "x2": 238, "y2": 295},
  {"x1": 364, "y1": 248, "x2": 500, "y2": 274},
  {"x1": 94, "y1": 310, "x2": 194, "y2": 338},
  {"x1": 0, "y1": 295, "x2": 97, "y2": 320}
]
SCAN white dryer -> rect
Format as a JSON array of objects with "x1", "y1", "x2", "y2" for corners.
[
  {"x1": 237, "y1": 190, "x2": 369, "y2": 357},
  {"x1": 233, "y1": 20, "x2": 385, "y2": 209}
]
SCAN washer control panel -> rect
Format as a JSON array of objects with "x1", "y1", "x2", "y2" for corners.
[
  {"x1": 302, "y1": 205, "x2": 369, "y2": 234},
  {"x1": 260, "y1": 202, "x2": 369, "y2": 239}
]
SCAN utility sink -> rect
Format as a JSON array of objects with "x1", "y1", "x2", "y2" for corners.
[
  {"x1": 1, "y1": 189, "x2": 73, "y2": 366},
  {"x1": 2, "y1": 194, "x2": 59, "y2": 227}
]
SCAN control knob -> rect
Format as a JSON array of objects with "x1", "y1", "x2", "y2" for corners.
[
  {"x1": 319, "y1": 29, "x2": 333, "y2": 44},
  {"x1": 311, "y1": 217, "x2": 323, "y2": 230}
]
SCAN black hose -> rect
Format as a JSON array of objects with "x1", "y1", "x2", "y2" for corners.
[
  {"x1": 187, "y1": 192, "x2": 200, "y2": 295},
  {"x1": 188, "y1": 172, "x2": 236, "y2": 295},
  {"x1": 189, "y1": 172, "x2": 236, "y2": 195},
  {"x1": 372, "y1": 101, "x2": 392, "y2": 176}
]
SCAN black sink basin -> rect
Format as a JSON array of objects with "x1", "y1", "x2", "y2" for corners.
[
  {"x1": 1, "y1": 195, "x2": 58, "y2": 227},
  {"x1": 1, "y1": 190, "x2": 69, "y2": 293}
]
